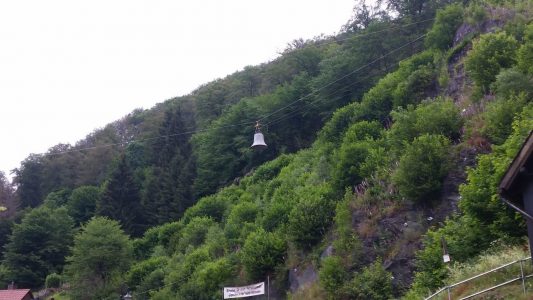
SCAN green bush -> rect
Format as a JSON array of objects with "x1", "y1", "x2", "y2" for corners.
[
  {"x1": 0, "y1": 264, "x2": 10, "y2": 290},
  {"x1": 182, "y1": 195, "x2": 229, "y2": 224},
  {"x1": 288, "y1": 184, "x2": 335, "y2": 249},
  {"x1": 392, "y1": 65, "x2": 436, "y2": 108},
  {"x1": 241, "y1": 229, "x2": 286, "y2": 280},
  {"x1": 345, "y1": 259, "x2": 393, "y2": 300},
  {"x1": 360, "y1": 50, "x2": 437, "y2": 122},
  {"x1": 126, "y1": 256, "x2": 168, "y2": 289},
  {"x1": 332, "y1": 121, "x2": 383, "y2": 190},
  {"x1": 388, "y1": 99, "x2": 462, "y2": 154},
  {"x1": 245, "y1": 154, "x2": 293, "y2": 185},
  {"x1": 164, "y1": 246, "x2": 212, "y2": 290},
  {"x1": 175, "y1": 217, "x2": 218, "y2": 253},
  {"x1": 516, "y1": 23, "x2": 533, "y2": 75},
  {"x1": 425, "y1": 4, "x2": 464, "y2": 50},
  {"x1": 0, "y1": 220, "x2": 13, "y2": 261},
  {"x1": 225, "y1": 202, "x2": 260, "y2": 245},
  {"x1": 465, "y1": 32, "x2": 519, "y2": 92},
  {"x1": 517, "y1": 43, "x2": 533, "y2": 75},
  {"x1": 333, "y1": 192, "x2": 363, "y2": 268},
  {"x1": 226, "y1": 202, "x2": 259, "y2": 225},
  {"x1": 504, "y1": 15, "x2": 528, "y2": 41},
  {"x1": 491, "y1": 68, "x2": 533, "y2": 99},
  {"x1": 133, "y1": 221, "x2": 184, "y2": 260},
  {"x1": 393, "y1": 134, "x2": 451, "y2": 202},
  {"x1": 334, "y1": 140, "x2": 375, "y2": 190},
  {"x1": 465, "y1": 2, "x2": 487, "y2": 25},
  {"x1": 45, "y1": 272, "x2": 62, "y2": 288},
  {"x1": 317, "y1": 102, "x2": 367, "y2": 145},
  {"x1": 341, "y1": 121, "x2": 383, "y2": 144},
  {"x1": 319, "y1": 256, "x2": 348, "y2": 299},
  {"x1": 177, "y1": 257, "x2": 235, "y2": 300},
  {"x1": 360, "y1": 72, "x2": 403, "y2": 122},
  {"x1": 133, "y1": 268, "x2": 165, "y2": 300},
  {"x1": 261, "y1": 200, "x2": 291, "y2": 232},
  {"x1": 412, "y1": 99, "x2": 463, "y2": 140},
  {"x1": 482, "y1": 93, "x2": 528, "y2": 145}
]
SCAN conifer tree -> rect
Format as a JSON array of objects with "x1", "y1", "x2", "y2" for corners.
[
  {"x1": 144, "y1": 106, "x2": 195, "y2": 225},
  {"x1": 97, "y1": 155, "x2": 145, "y2": 237}
]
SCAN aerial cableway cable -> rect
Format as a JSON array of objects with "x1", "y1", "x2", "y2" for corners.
[{"x1": 35, "y1": 31, "x2": 427, "y2": 158}]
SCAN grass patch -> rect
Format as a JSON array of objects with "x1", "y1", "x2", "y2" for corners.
[
  {"x1": 46, "y1": 291, "x2": 70, "y2": 300},
  {"x1": 430, "y1": 245, "x2": 533, "y2": 299},
  {"x1": 288, "y1": 281, "x2": 327, "y2": 300}
]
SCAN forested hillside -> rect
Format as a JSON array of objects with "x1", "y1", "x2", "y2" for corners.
[{"x1": 0, "y1": 0, "x2": 532, "y2": 299}]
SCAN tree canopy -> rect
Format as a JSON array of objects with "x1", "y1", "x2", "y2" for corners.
[{"x1": 65, "y1": 217, "x2": 133, "y2": 300}]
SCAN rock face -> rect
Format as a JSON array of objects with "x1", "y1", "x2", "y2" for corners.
[
  {"x1": 289, "y1": 264, "x2": 318, "y2": 293},
  {"x1": 446, "y1": 7, "x2": 511, "y2": 105},
  {"x1": 345, "y1": 10, "x2": 510, "y2": 293},
  {"x1": 287, "y1": 7, "x2": 521, "y2": 297}
]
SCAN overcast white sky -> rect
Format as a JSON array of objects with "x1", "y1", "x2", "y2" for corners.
[{"x1": 0, "y1": 0, "x2": 355, "y2": 180}]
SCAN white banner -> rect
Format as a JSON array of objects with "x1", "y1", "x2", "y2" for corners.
[{"x1": 223, "y1": 282, "x2": 265, "y2": 299}]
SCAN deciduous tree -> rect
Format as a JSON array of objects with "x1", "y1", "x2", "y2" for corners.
[
  {"x1": 3, "y1": 206, "x2": 74, "y2": 288},
  {"x1": 65, "y1": 217, "x2": 133, "y2": 300}
]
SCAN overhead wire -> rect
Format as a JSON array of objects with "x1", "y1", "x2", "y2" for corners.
[
  {"x1": 109, "y1": 35, "x2": 431, "y2": 300},
  {"x1": 133, "y1": 278, "x2": 186, "y2": 296},
  {"x1": 265, "y1": 41, "x2": 428, "y2": 128},
  {"x1": 259, "y1": 32, "x2": 427, "y2": 124},
  {"x1": 44, "y1": 120, "x2": 257, "y2": 157},
  {"x1": 64, "y1": 19, "x2": 432, "y2": 297},
  {"x1": 36, "y1": 27, "x2": 430, "y2": 159},
  {"x1": 309, "y1": 17, "x2": 434, "y2": 46},
  {"x1": 266, "y1": 47, "x2": 429, "y2": 128},
  {"x1": 264, "y1": 62, "x2": 398, "y2": 128}
]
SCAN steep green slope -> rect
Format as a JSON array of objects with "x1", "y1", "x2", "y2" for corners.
[
  {"x1": 12, "y1": 13, "x2": 427, "y2": 224},
  {"x1": 1, "y1": 3, "x2": 436, "y2": 293},
  {"x1": 122, "y1": 11, "x2": 461, "y2": 298},
  {"x1": 2, "y1": 1, "x2": 533, "y2": 299},
  {"x1": 123, "y1": 2, "x2": 533, "y2": 299}
]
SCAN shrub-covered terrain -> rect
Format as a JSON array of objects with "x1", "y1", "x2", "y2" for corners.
[{"x1": 0, "y1": 0, "x2": 532, "y2": 299}]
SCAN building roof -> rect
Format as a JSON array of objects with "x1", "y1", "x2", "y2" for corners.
[
  {"x1": 499, "y1": 130, "x2": 533, "y2": 201},
  {"x1": 0, "y1": 289, "x2": 33, "y2": 300}
]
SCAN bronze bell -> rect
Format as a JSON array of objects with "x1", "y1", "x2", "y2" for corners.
[{"x1": 251, "y1": 121, "x2": 267, "y2": 150}]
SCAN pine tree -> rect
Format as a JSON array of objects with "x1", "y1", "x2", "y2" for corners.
[
  {"x1": 143, "y1": 106, "x2": 195, "y2": 225},
  {"x1": 13, "y1": 155, "x2": 44, "y2": 208},
  {"x1": 97, "y1": 155, "x2": 145, "y2": 237}
]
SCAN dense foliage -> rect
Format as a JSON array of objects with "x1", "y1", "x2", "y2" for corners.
[
  {"x1": 65, "y1": 217, "x2": 133, "y2": 300},
  {"x1": 0, "y1": 1, "x2": 531, "y2": 299},
  {"x1": 2, "y1": 206, "x2": 73, "y2": 287}
]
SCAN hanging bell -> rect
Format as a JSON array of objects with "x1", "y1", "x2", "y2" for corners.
[
  {"x1": 251, "y1": 132, "x2": 267, "y2": 149},
  {"x1": 251, "y1": 121, "x2": 267, "y2": 150}
]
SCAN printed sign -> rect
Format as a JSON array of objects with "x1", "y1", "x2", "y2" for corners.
[
  {"x1": 443, "y1": 254, "x2": 451, "y2": 263},
  {"x1": 223, "y1": 282, "x2": 265, "y2": 299}
]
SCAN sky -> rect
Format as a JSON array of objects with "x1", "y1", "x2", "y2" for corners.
[{"x1": 0, "y1": 0, "x2": 355, "y2": 180}]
